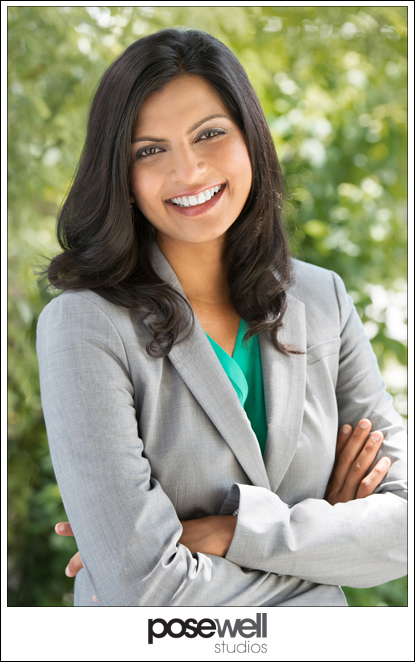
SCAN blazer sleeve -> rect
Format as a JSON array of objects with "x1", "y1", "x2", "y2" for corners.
[
  {"x1": 37, "y1": 292, "x2": 291, "y2": 607},
  {"x1": 222, "y1": 271, "x2": 407, "y2": 589}
]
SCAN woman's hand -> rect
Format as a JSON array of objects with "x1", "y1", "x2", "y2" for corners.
[
  {"x1": 55, "y1": 522, "x2": 83, "y2": 576},
  {"x1": 324, "y1": 419, "x2": 391, "y2": 505},
  {"x1": 54, "y1": 522, "x2": 98, "y2": 602}
]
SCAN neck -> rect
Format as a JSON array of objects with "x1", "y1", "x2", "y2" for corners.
[{"x1": 156, "y1": 235, "x2": 230, "y2": 306}]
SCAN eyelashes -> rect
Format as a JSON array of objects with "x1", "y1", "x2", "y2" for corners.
[
  {"x1": 197, "y1": 128, "x2": 226, "y2": 141},
  {"x1": 135, "y1": 145, "x2": 163, "y2": 159},
  {"x1": 133, "y1": 127, "x2": 227, "y2": 160}
]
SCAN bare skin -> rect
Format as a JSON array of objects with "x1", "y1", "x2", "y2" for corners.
[
  {"x1": 157, "y1": 235, "x2": 242, "y2": 355},
  {"x1": 56, "y1": 418, "x2": 390, "y2": 603},
  {"x1": 324, "y1": 419, "x2": 390, "y2": 504}
]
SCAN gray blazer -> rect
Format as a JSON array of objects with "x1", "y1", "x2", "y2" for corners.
[{"x1": 36, "y1": 244, "x2": 407, "y2": 606}]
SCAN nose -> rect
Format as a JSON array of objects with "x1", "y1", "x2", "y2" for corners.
[{"x1": 168, "y1": 144, "x2": 207, "y2": 184}]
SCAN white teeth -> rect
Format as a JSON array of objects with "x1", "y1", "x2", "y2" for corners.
[{"x1": 170, "y1": 184, "x2": 222, "y2": 207}]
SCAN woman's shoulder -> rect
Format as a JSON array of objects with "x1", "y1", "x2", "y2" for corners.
[
  {"x1": 38, "y1": 289, "x2": 131, "y2": 322},
  {"x1": 36, "y1": 289, "x2": 151, "y2": 367},
  {"x1": 290, "y1": 257, "x2": 337, "y2": 284},
  {"x1": 289, "y1": 258, "x2": 347, "y2": 301},
  {"x1": 287, "y1": 258, "x2": 352, "y2": 324},
  {"x1": 36, "y1": 289, "x2": 143, "y2": 343}
]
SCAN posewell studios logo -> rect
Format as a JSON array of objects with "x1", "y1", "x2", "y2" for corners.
[{"x1": 148, "y1": 612, "x2": 268, "y2": 654}]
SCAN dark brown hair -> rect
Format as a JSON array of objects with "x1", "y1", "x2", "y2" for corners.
[{"x1": 44, "y1": 28, "x2": 294, "y2": 357}]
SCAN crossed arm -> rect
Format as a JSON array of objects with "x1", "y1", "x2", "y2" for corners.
[
  {"x1": 56, "y1": 418, "x2": 391, "y2": 602},
  {"x1": 39, "y1": 277, "x2": 406, "y2": 605}
]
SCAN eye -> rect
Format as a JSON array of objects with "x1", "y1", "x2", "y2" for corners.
[
  {"x1": 135, "y1": 145, "x2": 164, "y2": 159},
  {"x1": 197, "y1": 128, "x2": 226, "y2": 141}
]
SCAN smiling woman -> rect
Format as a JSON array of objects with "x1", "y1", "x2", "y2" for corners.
[
  {"x1": 129, "y1": 75, "x2": 252, "y2": 246},
  {"x1": 36, "y1": 28, "x2": 406, "y2": 607}
]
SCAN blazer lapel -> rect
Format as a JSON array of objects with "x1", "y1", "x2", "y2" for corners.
[
  {"x1": 261, "y1": 293, "x2": 307, "y2": 493},
  {"x1": 145, "y1": 243, "x2": 271, "y2": 490}
]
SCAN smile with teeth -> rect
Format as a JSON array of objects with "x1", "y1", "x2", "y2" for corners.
[{"x1": 169, "y1": 184, "x2": 223, "y2": 207}]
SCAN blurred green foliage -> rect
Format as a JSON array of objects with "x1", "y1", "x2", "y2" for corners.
[{"x1": 8, "y1": 6, "x2": 407, "y2": 607}]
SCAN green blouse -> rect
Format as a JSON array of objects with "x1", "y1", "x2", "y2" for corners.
[{"x1": 206, "y1": 319, "x2": 267, "y2": 456}]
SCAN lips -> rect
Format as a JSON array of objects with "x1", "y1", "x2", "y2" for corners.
[
  {"x1": 169, "y1": 184, "x2": 223, "y2": 208},
  {"x1": 165, "y1": 183, "x2": 226, "y2": 217}
]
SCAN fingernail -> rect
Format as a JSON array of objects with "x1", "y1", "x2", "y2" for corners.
[
  {"x1": 359, "y1": 420, "x2": 370, "y2": 429},
  {"x1": 380, "y1": 457, "x2": 391, "y2": 467},
  {"x1": 341, "y1": 425, "x2": 352, "y2": 434},
  {"x1": 65, "y1": 566, "x2": 72, "y2": 577},
  {"x1": 58, "y1": 523, "x2": 65, "y2": 532},
  {"x1": 371, "y1": 432, "x2": 381, "y2": 441}
]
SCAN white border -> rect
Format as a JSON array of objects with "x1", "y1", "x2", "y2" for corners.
[{"x1": 3, "y1": 3, "x2": 413, "y2": 661}]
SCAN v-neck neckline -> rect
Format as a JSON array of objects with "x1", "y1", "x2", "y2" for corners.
[
  {"x1": 205, "y1": 320, "x2": 250, "y2": 406},
  {"x1": 206, "y1": 318, "x2": 245, "y2": 358}
]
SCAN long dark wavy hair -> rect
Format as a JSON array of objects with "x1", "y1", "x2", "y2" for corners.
[{"x1": 44, "y1": 28, "x2": 295, "y2": 357}]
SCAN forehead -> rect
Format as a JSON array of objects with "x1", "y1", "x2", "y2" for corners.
[{"x1": 133, "y1": 75, "x2": 230, "y2": 134}]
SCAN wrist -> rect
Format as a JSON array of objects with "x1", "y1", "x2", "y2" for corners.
[{"x1": 219, "y1": 515, "x2": 237, "y2": 556}]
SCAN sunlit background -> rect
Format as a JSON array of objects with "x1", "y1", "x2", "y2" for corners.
[{"x1": 8, "y1": 6, "x2": 407, "y2": 606}]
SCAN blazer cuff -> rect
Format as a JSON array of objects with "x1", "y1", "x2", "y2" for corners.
[
  {"x1": 223, "y1": 483, "x2": 287, "y2": 569},
  {"x1": 219, "y1": 483, "x2": 242, "y2": 516}
]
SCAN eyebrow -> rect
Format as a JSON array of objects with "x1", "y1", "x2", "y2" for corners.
[{"x1": 131, "y1": 114, "x2": 232, "y2": 144}]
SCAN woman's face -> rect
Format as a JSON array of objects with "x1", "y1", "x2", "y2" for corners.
[{"x1": 129, "y1": 75, "x2": 253, "y2": 248}]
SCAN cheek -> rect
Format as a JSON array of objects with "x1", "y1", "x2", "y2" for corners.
[
  {"x1": 131, "y1": 170, "x2": 159, "y2": 211},
  {"x1": 223, "y1": 143, "x2": 252, "y2": 186}
]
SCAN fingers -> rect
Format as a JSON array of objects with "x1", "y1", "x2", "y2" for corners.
[
  {"x1": 55, "y1": 522, "x2": 74, "y2": 536},
  {"x1": 56, "y1": 522, "x2": 83, "y2": 580},
  {"x1": 356, "y1": 456, "x2": 391, "y2": 499},
  {"x1": 339, "y1": 429, "x2": 384, "y2": 501},
  {"x1": 65, "y1": 551, "x2": 84, "y2": 577},
  {"x1": 332, "y1": 419, "x2": 373, "y2": 490},
  {"x1": 326, "y1": 419, "x2": 388, "y2": 505},
  {"x1": 335, "y1": 424, "x2": 354, "y2": 459}
]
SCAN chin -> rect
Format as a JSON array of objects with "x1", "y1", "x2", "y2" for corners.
[{"x1": 186, "y1": 232, "x2": 227, "y2": 244}]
